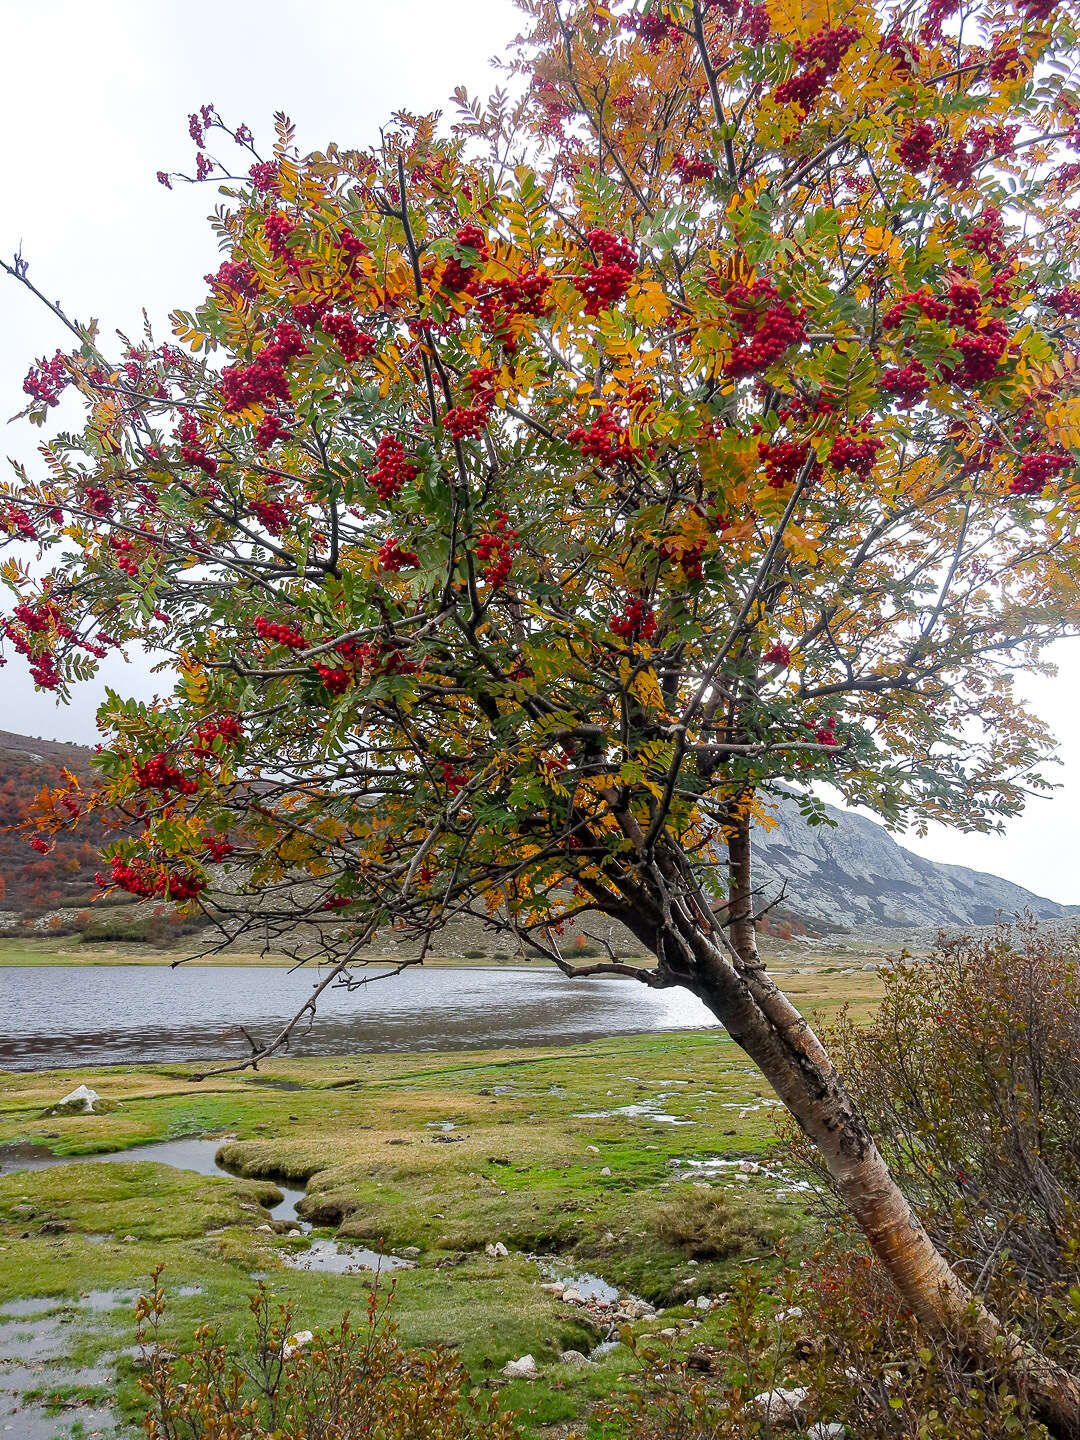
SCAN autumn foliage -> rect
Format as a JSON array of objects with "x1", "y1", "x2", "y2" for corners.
[{"x1": 6, "y1": 0, "x2": 1080, "y2": 1423}]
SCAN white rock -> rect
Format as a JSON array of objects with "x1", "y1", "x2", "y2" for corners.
[
  {"x1": 752, "y1": 1387, "x2": 809, "y2": 1425},
  {"x1": 559, "y1": 1349, "x2": 593, "y2": 1368},
  {"x1": 502, "y1": 1354, "x2": 537, "y2": 1379},
  {"x1": 539, "y1": 1282, "x2": 564, "y2": 1296},
  {"x1": 58, "y1": 1084, "x2": 99, "y2": 1113},
  {"x1": 776, "y1": 1306, "x2": 803, "y2": 1322},
  {"x1": 282, "y1": 1330, "x2": 314, "y2": 1360},
  {"x1": 493, "y1": 1241, "x2": 509, "y2": 1257},
  {"x1": 561, "y1": 1288, "x2": 585, "y2": 1305},
  {"x1": 808, "y1": 1425, "x2": 847, "y2": 1439},
  {"x1": 484, "y1": 1242, "x2": 497, "y2": 1257},
  {"x1": 599, "y1": 1166, "x2": 612, "y2": 1177},
  {"x1": 585, "y1": 1145, "x2": 600, "y2": 1155},
  {"x1": 255, "y1": 1224, "x2": 275, "y2": 1234},
  {"x1": 694, "y1": 1295, "x2": 711, "y2": 1311}
]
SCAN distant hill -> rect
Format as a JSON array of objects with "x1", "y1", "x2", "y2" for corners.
[
  {"x1": 0, "y1": 725, "x2": 114, "y2": 915},
  {"x1": 0, "y1": 729, "x2": 109, "y2": 916},
  {"x1": 0, "y1": 730, "x2": 1073, "y2": 934},
  {"x1": 752, "y1": 792, "x2": 1077, "y2": 931}
]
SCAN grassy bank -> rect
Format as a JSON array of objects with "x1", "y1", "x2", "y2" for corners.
[{"x1": 0, "y1": 969, "x2": 884, "y2": 1437}]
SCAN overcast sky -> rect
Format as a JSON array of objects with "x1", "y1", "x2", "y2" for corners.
[{"x1": 2, "y1": 0, "x2": 1077, "y2": 903}]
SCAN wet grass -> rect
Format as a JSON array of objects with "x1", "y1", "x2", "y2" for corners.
[{"x1": 0, "y1": 966, "x2": 884, "y2": 1437}]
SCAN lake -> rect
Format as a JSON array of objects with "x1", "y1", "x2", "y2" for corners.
[{"x1": 0, "y1": 963, "x2": 719, "y2": 1070}]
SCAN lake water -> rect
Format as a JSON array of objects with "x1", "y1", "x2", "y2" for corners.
[{"x1": 0, "y1": 964, "x2": 718, "y2": 1070}]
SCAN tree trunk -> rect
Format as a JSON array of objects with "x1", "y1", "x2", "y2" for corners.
[{"x1": 674, "y1": 807, "x2": 1080, "y2": 1438}]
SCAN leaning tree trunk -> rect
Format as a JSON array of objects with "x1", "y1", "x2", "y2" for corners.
[{"x1": 675, "y1": 810, "x2": 1080, "y2": 1439}]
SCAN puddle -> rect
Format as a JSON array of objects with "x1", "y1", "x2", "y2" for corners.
[
  {"x1": 574, "y1": 1098, "x2": 695, "y2": 1125},
  {"x1": 282, "y1": 1240, "x2": 416, "y2": 1275},
  {"x1": 551, "y1": 1271, "x2": 619, "y2": 1303},
  {"x1": 0, "y1": 1394, "x2": 120, "y2": 1439},
  {"x1": 0, "y1": 1301, "x2": 59, "y2": 1318},
  {"x1": 0, "y1": 1320, "x2": 68, "y2": 1364},
  {"x1": 424, "y1": 1121, "x2": 457, "y2": 1132},
  {"x1": 669, "y1": 1156, "x2": 811, "y2": 1193},
  {"x1": 80, "y1": 1291, "x2": 136, "y2": 1313},
  {"x1": 0, "y1": 1136, "x2": 311, "y2": 1229}
]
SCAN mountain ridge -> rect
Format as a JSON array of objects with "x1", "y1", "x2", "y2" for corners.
[{"x1": 0, "y1": 729, "x2": 1072, "y2": 933}]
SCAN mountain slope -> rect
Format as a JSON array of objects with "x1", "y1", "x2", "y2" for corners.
[
  {"x1": 0, "y1": 730, "x2": 1073, "y2": 932},
  {"x1": 751, "y1": 793, "x2": 1077, "y2": 931}
]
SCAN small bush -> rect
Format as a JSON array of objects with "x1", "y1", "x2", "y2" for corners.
[
  {"x1": 653, "y1": 1188, "x2": 779, "y2": 1260},
  {"x1": 788, "y1": 916, "x2": 1080, "y2": 1371},
  {"x1": 602, "y1": 1252, "x2": 1048, "y2": 1440},
  {"x1": 136, "y1": 1269, "x2": 517, "y2": 1440}
]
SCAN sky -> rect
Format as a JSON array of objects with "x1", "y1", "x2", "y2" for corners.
[{"x1": 1, "y1": 0, "x2": 1078, "y2": 903}]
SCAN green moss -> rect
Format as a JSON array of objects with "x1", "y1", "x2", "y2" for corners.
[{"x1": 0, "y1": 1028, "x2": 845, "y2": 1437}]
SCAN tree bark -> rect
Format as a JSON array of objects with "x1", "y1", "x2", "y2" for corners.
[{"x1": 668, "y1": 807, "x2": 1080, "y2": 1439}]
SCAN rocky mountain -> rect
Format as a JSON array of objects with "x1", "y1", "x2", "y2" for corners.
[
  {"x1": 0, "y1": 729, "x2": 1073, "y2": 934},
  {"x1": 751, "y1": 792, "x2": 1078, "y2": 932}
]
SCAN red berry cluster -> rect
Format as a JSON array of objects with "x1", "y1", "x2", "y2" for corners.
[
  {"x1": 249, "y1": 161, "x2": 280, "y2": 193},
  {"x1": 377, "y1": 538, "x2": 419, "y2": 572},
  {"x1": 255, "y1": 615, "x2": 307, "y2": 649},
  {"x1": 725, "y1": 280, "x2": 807, "y2": 378},
  {"x1": 895, "y1": 122, "x2": 938, "y2": 173},
  {"x1": 882, "y1": 289, "x2": 949, "y2": 328},
  {"x1": 441, "y1": 224, "x2": 489, "y2": 292},
  {"x1": 29, "y1": 837, "x2": 50, "y2": 854},
  {"x1": 610, "y1": 600, "x2": 658, "y2": 642},
  {"x1": 1009, "y1": 451, "x2": 1070, "y2": 495},
  {"x1": 672, "y1": 152, "x2": 715, "y2": 182},
  {"x1": 352, "y1": 640, "x2": 417, "y2": 678},
  {"x1": 739, "y1": 3, "x2": 771, "y2": 42},
  {"x1": 659, "y1": 539, "x2": 706, "y2": 582},
  {"x1": 568, "y1": 410, "x2": 641, "y2": 468},
  {"x1": 221, "y1": 322, "x2": 306, "y2": 412},
  {"x1": 204, "y1": 837, "x2": 235, "y2": 862},
  {"x1": 23, "y1": 351, "x2": 69, "y2": 409},
  {"x1": 315, "y1": 663, "x2": 352, "y2": 695},
  {"x1": 439, "y1": 761, "x2": 470, "y2": 794},
  {"x1": 322, "y1": 312, "x2": 376, "y2": 361},
  {"x1": 445, "y1": 366, "x2": 498, "y2": 440},
  {"x1": 2, "y1": 600, "x2": 66, "y2": 689},
  {"x1": 763, "y1": 642, "x2": 792, "y2": 666},
  {"x1": 953, "y1": 319, "x2": 1008, "y2": 384},
  {"x1": 476, "y1": 511, "x2": 519, "y2": 590},
  {"x1": 255, "y1": 413, "x2": 292, "y2": 449},
  {"x1": 574, "y1": 229, "x2": 637, "y2": 316},
  {"x1": 758, "y1": 438, "x2": 811, "y2": 489},
  {"x1": 965, "y1": 206, "x2": 1006, "y2": 262},
  {"x1": 0, "y1": 506, "x2": 39, "y2": 541},
  {"x1": 135, "y1": 753, "x2": 199, "y2": 796},
  {"x1": 473, "y1": 269, "x2": 552, "y2": 353},
  {"x1": 249, "y1": 499, "x2": 290, "y2": 535},
  {"x1": 367, "y1": 435, "x2": 419, "y2": 500},
  {"x1": 880, "y1": 358, "x2": 929, "y2": 409},
  {"x1": 813, "y1": 716, "x2": 839, "y2": 747},
  {"x1": 263, "y1": 211, "x2": 297, "y2": 265},
  {"x1": 774, "y1": 25, "x2": 858, "y2": 110},
  {"x1": 1046, "y1": 287, "x2": 1080, "y2": 316},
  {"x1": 207, "y1": 259, "x2": 260, "y2": 300},
  {"x1": 828, "y1": 431, "x2": 883, "y2": 477},
  {"x1": 176, "y1": 413, "x2": 219, "y2": 477},
  {"x1": 322, "y1": 893, "x2": 353, "y2": 911},
  {"x1": 82, "y1": 486, "x2": 114, "y2": 518},
  {"x1": 635, "y1": 9, "x2": 676, "y2": 46},
  {"x1": 192, "y1": 714, "x2": 243, "y2": 756},
  {"x1": 100, "y1": 855, "x2": 206, "y2": 901}
]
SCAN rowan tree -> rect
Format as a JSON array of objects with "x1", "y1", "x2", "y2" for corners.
[{"x1": 5, "y1": 0, "x2": 1080, "y2": 1428}]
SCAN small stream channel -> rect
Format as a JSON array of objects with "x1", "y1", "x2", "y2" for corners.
[{"x1": 0, "y1": 1136, "x2": 415, "y2": 1273}]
